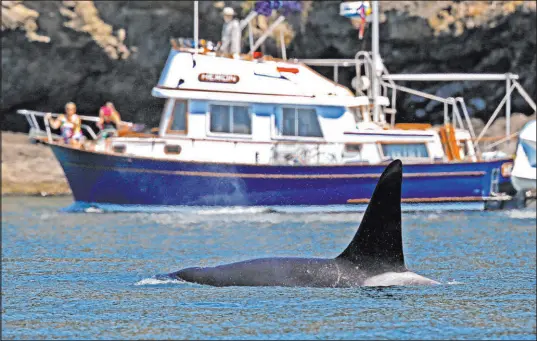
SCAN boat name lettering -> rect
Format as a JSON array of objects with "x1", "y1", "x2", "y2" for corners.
[{"x1": 198, "y1": 73, "x2": 240, "y2": 84}]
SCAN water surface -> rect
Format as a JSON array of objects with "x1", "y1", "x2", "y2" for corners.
[{"x1": 2, "y1": 196, "x2": 536, "y2": 339}]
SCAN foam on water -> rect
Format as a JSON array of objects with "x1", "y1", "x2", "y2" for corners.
[
  {"x1": 141, "y1": 211, "x2": 366, "y2": 226},
  {"x1": 134, "y1": 277, "x2": 185, "y2": 286},
  {"x1": 60, "y1": 201, "x2": 486, "y2": 214},
  {"x1": 195, "y1": 207, "x2": 275, "y2": 215},
  {"x1": 447, "y1": 280, "x2": 464, "y2": 285},
  {"x1": 84, "y1": 207, "x2": 104, "y2": 213},
  {"x1": 504, "y1": 209, "x2": 537, "y2": 220}
]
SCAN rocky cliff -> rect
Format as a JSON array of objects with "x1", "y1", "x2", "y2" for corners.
[{"x1": 2, "y1": 0, "x2": 536, "y2": 133}]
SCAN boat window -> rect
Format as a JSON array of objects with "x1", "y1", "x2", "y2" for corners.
[
  {"x1": 168, "y1": 100, "x2": 187, "y2": 134},
  {"x1": 164, "y1": 144, "x2": 182, "y2": 155},
  {"x1": 343, "y1": 144, "x2": 363, "y2": 160},
  {"x1": 345, "y1": 144, "x2": 362, "y2": 154},
  {"x1": 209, "y1": 104, "x2": 251, "y2": 134},
  {"x1": 232, "y1": 106, "x2": 251, "y2": 134},
  {"x1": 281, "y1": 107, "x2": 323, "y2": 137},
  {"x1": 112, "y1": 144, "x2": 126, "y2": 154},
  {"x1": 381, "y1": 142, "x2": 429, "y2": 159}
]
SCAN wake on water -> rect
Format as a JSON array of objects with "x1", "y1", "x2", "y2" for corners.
[
  {"x1": 134, "y1": 276, "x2": 464, "y2": 287},
  {"x1": 60, "y1": 201, "x2": 495, "y2": 215},
  {"x1": 504, "y1": 209, "x2": 537, "y2": 219}
]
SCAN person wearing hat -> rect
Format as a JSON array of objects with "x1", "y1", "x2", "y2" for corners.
[{"x1": 220, "y1": 7, "x2": 241, "y2": 56}]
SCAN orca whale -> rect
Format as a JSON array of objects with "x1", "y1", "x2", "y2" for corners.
[{"x1": 161, "y1": 159, "x2": 440, "y2": 287}]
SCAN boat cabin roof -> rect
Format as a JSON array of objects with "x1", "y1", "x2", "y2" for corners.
[{"x1": 152, "y1": 48, "x2": 388, "y2": 107}]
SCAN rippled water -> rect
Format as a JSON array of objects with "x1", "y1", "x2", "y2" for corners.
[{"x1": 2, "y1": 196, "x2": 536, "y2": 340}]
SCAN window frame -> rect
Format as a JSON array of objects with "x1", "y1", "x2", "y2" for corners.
[
  {"x1": 377, "y1": 141, "x2": 432, "y2": 160},
  {"x1": 166, "y1": 99, "x2": 189, "y2": 135},
  {"x1": 206, "y1": 102, "x2": 253, "y2": 137}
]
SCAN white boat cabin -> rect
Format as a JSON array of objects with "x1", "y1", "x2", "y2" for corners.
[{"x1": 94, "y1": 47, "x2": 477, "y2": 165}]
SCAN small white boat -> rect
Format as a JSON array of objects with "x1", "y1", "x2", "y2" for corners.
[{"x1": 511, "y1": 120, "x2": 536, "y2": 193}]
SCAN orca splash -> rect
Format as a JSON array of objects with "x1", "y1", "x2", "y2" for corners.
[{"x1": 161, "y1": 160, "x2": 440, "y2": 287}]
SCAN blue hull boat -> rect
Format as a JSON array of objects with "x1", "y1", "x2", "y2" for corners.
[{"x1": 50, "y1": 143, "x2": 512, "y2": 211}]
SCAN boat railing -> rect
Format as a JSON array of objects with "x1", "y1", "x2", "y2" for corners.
[
  {"x1": 17, "y1": 109, "x2": 99, "y2": 143},
  {"x1": 299, "y1": 53, "x2": 536, "y2": 158},
  {"x1": 297, "y1": 54, "x2": 462, "y2": 131},
  {"x1": 352, "y1": 51, "x2": 473, "y2": 134},
  {"x1": 382, "y1": 73, "x2": 536, "y2": 153},
  {"x1": 376, "y1": 81, "x2": 464, "y2": 131}
]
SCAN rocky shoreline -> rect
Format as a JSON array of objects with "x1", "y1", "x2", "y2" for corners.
[{"x1": 1, "y1": 132, "x2": 71, "y2": 196}]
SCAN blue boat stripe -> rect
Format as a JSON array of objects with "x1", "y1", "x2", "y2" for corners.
[{"x1": 65, "y1": 162, "x2": 485, "y2": 179}]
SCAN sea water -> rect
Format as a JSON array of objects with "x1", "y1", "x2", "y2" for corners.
[{"x1": 2, "y1": 196, "x2": 535, "y2": 339}]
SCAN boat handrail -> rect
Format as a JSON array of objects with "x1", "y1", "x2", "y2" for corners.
[
  {"x1": 17, "y1": 109, "x2": 100, "y2": 142},
  {"x1": 379, "y1": 73, "x2": 535, "y2": 152},
  {"x1": 382, "y1": 73, "x2": 520, "y2": 81},
  {"x1": 294, "y1": 59, "x2": 358, "y2": 67},
  {"x1": 17, "y1": 109, "x2": 100, "y2": 122},
  {"x1": 116, "y1": 136, "x2": 338, "y2": 145},
  {"x1": 454, "y1": 98, "x2": 477, "y2": 139},
  {"x1": 354, "y1": 51, "x2": 399, "y2": 125}
]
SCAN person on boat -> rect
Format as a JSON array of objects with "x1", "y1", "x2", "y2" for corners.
[
  {"x1": 220, "y1": 7, "x2": 241, "y2": 56},
  {"x1": 97, "y1": 101, "x2": 122, "y2": 139},
  {"x1": 106, "y1": 101, "x2": 121, "y2": 121},
  {"x1": 45, "y1": 102, "x2": 83, "y2": 147}
]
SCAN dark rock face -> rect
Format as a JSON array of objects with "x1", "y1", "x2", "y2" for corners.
[
  {"x1": 1, "y1": 0, "x2": 243, "y2": 131},
  {"x1": 2, "y1": 1, "x2": 536, "y2": 133}
]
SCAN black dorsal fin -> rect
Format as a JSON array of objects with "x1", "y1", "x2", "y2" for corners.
[{"x1": 336, "y1": 159, "x2": 406, "y2": 272}]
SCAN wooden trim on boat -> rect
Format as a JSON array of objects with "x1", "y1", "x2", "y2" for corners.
[
  {"x1": 439, "y1": 124, "x2": 461, "y2": 161},
  {"x1": 394, "y1": 123, "x2": 433, "y2": 130},
  {"x1": 65, "y1": 161, "x2": 486, "y2": 179},
  {"x1": 347, "y1": 196, "x2": 484, "y2": 204},
  {"x1": 118, "y1": 131, "x2": 158, "y2": 138}
]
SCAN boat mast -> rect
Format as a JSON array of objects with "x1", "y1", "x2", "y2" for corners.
[
  {"x1": 371, "y1": 0, "x2": 380, "y2": 122},
  {"x1": 194, "y1": 0, "x2": 199, "y2": 55}
]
